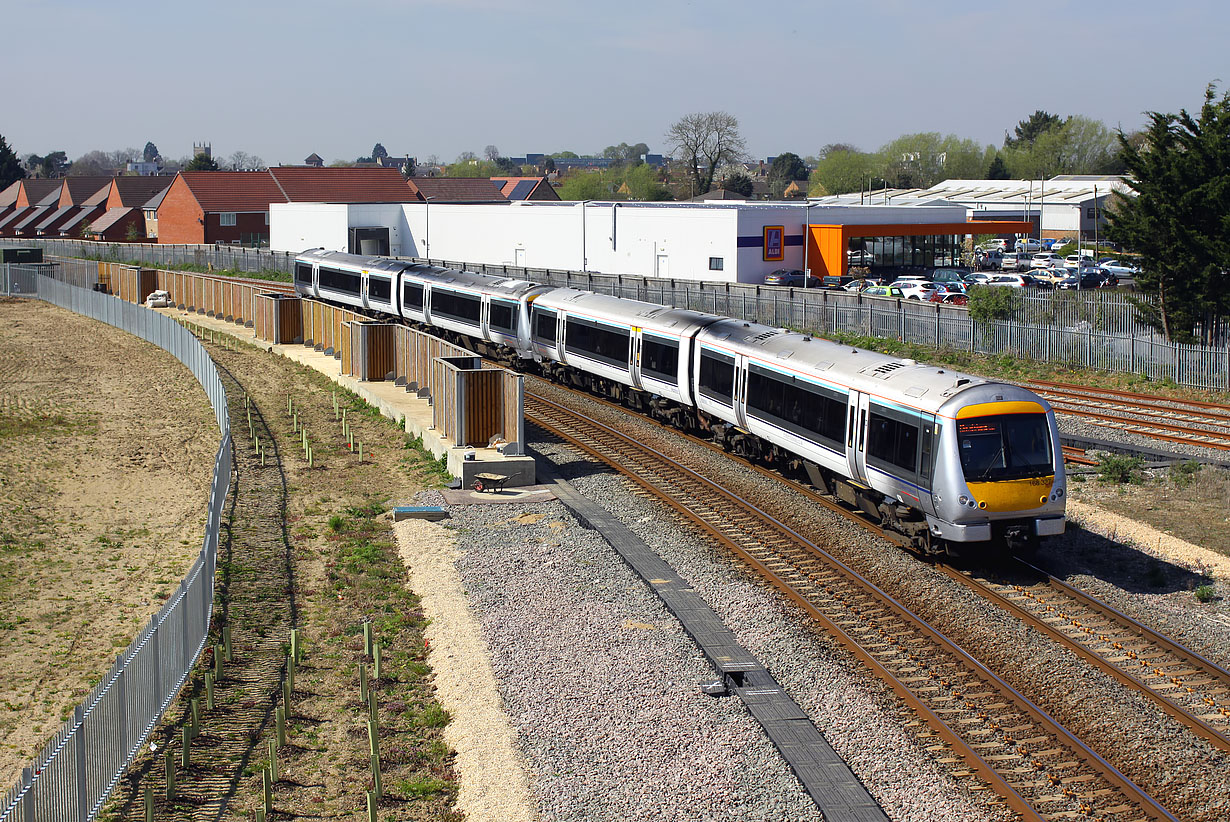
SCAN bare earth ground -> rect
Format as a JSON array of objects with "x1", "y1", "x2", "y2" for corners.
[{"x1": 0, "y1": 298, "x2": 216, "y2": 784}]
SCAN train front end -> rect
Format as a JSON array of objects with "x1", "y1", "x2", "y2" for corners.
[{"x1": 932, "y1": 388, "x2": 1066, "y2": 551}]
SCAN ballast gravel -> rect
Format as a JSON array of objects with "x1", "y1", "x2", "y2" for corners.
[{"x1": 397, "y1": 454, "x2": 1009, "y2": 822}]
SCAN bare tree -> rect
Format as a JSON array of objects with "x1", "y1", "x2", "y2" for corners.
[
  {"x1": 665, "y1": 111, "x2": 747, "y2": 195},
  {"x1": 483, "y1": 144, "x2": 501, "y2": 162},
  {"x1": 229, "y1": 151, "x2": 266, "y2": 171}
]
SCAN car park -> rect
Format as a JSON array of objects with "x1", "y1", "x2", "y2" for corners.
[{"x1": 763, "y1": 269, "x2": 820, "y2": 287}]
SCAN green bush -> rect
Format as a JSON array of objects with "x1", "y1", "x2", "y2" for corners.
[
  {"x1": 967, "y1": 284, "x2": 1016, "y2": 321},
  {"x1": 1169, "y1": 460, "x2": 1201, "y2": 488},
  {"x1": 1195, "y1": 584, "x2": 1215, "y2": 603},
  {"x1": 1096, "y1": 453, "x2": 1145, "y2": 484}
]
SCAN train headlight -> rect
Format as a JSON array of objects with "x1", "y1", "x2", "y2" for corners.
[
  {"x1": 958, "y1": 495, "x2": 969, "y2": 506},
  {"x1": 977, "y1": 500, "x2": 987, "y2": 509},
  {"x1": 1055, "y1": 488, "x2": 1064, "y2": 498}
]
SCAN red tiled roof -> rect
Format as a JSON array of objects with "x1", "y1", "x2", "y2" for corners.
[
  {"x1": 268, "y1": 167, "x2": 421, "y2": 203},
  {"x1": 109, "y1": 177, "x2": 173, "y2": 207},
  {"x1": 490, "y1": 176, "x2": 555, "y2": 199},
  {"x1": 60, "y1": 177, "x2": 113, "y2": 205},
  {"x1": 406, "y1": 177, "x2": 508, "y2": 203},
  {"x1": 177, "y1": 171, "x2": 288, "y2": 213}
]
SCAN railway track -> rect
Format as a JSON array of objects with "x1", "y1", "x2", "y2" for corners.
[
  {"x1": 1025, "y1": 381, "x2": 1230, "y2": 453},
  {"x1": 525, "y1": 385, "x2": 1181, "y2": 822}
]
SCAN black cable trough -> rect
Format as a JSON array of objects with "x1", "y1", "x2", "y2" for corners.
[
  {"x1": 1061, "y1": 433, "x2": 1230, "y2": 469},
  {"x1": 530, "y1": 453, "x2": 891, "y2": 822}
]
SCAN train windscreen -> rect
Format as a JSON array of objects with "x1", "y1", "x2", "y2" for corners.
[{"x1": 957, "y1": 414, "x2": 1052, "y2": 482}]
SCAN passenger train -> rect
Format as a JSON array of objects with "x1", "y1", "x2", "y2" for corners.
[{"x1": 294, "y1": 249, "x2": 1066, "y2": 554}]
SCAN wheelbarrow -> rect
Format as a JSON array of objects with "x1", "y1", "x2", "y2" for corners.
[{"x1": 472, "y1": 472, "x2": 509, "y2": 493}]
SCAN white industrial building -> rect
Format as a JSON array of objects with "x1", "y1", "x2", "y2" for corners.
[
  {"x1": 270, "y1": 199, "x2": 973, "y2": 284},
  {"x1": 811, "y1": 175, "x2": 1133, "y2": 242}
]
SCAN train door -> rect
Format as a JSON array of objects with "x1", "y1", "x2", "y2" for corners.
[
  {"x1": 847, "y1": 391, "x2": 871, "y2": 484},
  {"x1": 630, "y1": 327, "x2": 643, "y2": 390},
  {"x1": 732, "y1": 355, "x2": 749, "y2": 430}
]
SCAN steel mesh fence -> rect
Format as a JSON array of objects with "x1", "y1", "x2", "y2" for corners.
[{"x1": 0, "y1": 270, "x2": 231, "y2": 822}]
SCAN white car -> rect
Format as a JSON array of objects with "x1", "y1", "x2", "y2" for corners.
[
  {"x1": 1030, "y1": 252, "x2": 1062, "y2": 269},
  {"x1": 1098, "y1": 259, "x2": 1140, "y2": 277},
  {"x1": 144, "y1": 290, "x2": 172, "y2": 308},
  {"x1": 889, "y1": 279, "x2": 943, "y2": 300},
  {"x1": 987, "y1": 274, "x2": 1029, "y2": 288}
]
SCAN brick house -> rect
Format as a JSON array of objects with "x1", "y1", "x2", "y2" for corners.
[
  {"x1": 156, "y1": 171, "x2": 288, "y2": 245},
  {"x1": 157, "y1": 168, "x2": 422, "y2": 245}
]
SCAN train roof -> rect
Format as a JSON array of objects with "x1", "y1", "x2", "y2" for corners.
[
  {"x1": 296, "y1": 249, "x2": 410, "y2": 274},
  {"x1": 532, "y1": 288, "x2": 725, "y2": 336},
  {"x1": 698, "y1": 318, "x2": 1001, "y2": 414}
]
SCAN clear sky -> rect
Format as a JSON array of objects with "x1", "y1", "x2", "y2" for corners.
[{"x1": 7, "y1": 0, "x2": 1226, "y2": 166}]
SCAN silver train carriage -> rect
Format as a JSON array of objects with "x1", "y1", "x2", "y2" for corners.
[{"x1": 294, "y1": 249, "x2": 551, "y2": 357}]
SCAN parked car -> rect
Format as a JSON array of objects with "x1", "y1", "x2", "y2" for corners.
[
  {"x1": 1001, "y1": 252, "x2": 1034, "y2": 271},
  {"x1": 862, "y1": 285, "x2": 906, "y2": 298},
  {"x1": 763, "y1": 269, "x2": 820, "y2": 287},
  {"x1": 962, "y1": 271, "x2": 993, "y2": 285},
  {"x1": 979, "y1": 239, "x2": 1009, "y2": 252},
  {"x1": 1097, "y1": 259, "x2": 1140, "y2": 277},
  {"x1": 1014, "y1": 238, "x2": 1042, "y2": 252},
  {"x1": 929, "y1": 267, "x2": 972, "y2": 284},
  {"x1": 987, "y1": 274, "x2": 1031, "y2": 288},
  {"x1": 938, "y1": 291, "x2": 969, "y2": 306},
  {"x1": 1030, "y1": 252, "x2": 1063, "y2": 269},
  {"x1": 1057, "y1": 270, "x2": 1117, "y2": 290},
  {"x1": 1031, "y1": 267, "x2": 1070, "y2": 285},
  {"x1": 1065, "y1": 252, "x2": 1095, "y2": 266},
  {"x1": 842, "y1": 278, "x2": 881, "y2": 292},
  {"x1": 889, "y1": 279, "x2": 945, "y2": 301}
]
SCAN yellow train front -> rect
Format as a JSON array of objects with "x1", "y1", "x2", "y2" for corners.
[{"x1": 930, "y1": 388, "x2": 1066, "y2": 552}]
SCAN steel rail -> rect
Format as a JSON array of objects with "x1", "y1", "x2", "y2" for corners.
[
  {"x1": 1046, "y1": 402, "x2": 1230, "y2": 451},
  {"x1": 933, "y1": 563, "x2": 1230, "y2": 753},
  {"x1": 1026, "y1": 380, "x2": 1230, "y2": 417},
  {"x1": 526, "y1": 389, "x2": 1179, "y2": 822}
]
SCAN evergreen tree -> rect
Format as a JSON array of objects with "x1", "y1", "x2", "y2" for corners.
[
  {"x1": 723, "y1": 170, "x2": 754, "y2": 197},
  {"x1": 372, "y1": 143, "x2": 388, "y2": 161},
  {"x1": 0, "y1": 134, "x2": 26, "y2": 189},
  {"x1": 185, "y1": 153, "x2": 219, "y2": 171},
  {"x1": 1107, "y1": 84, "x2": 1230, "y2": 343},
  {"x1": 1004, "y1": 110, "x2": 1064, "y2": 148},
  {"x1": 986, "y1": 153, "x2": 1010, "y2": 179},
  {"x1": 767, "y1": 152, "x2": 808, "y2": 198}
]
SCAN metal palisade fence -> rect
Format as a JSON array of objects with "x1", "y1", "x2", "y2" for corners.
[
  {"x1": 0, "y1": 267, "x2": 231, "y2": 822},
  {"x1": 4, "y1": 239, "x2": 1228, "y2": 389}
]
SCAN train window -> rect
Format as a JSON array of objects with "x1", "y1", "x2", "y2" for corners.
[
  {"x1": 318, "y1": 266, "x2": 361, "y2": 294},
  {"x1": 431, "y1": 289, "x2": 482, "y2": 326},
  {"x1": 957, "y1": 414, "x2": 1051, "y2": 481},
  {"x1": 533, "y1": 307, "x2": 557, "y2": 346},
  {"x1": 641, "y1": 334, "x2": 679, "y2": 384},
  {"x1": 745, "y1": 363, "x2": 846, "y2": 449},
  {"x1": 403, "y1": 281, "x2": 424, "y2": 311},
  {"x1": 918, "y1": 420, "x2": 937, "y2": 487},
  {"x1": 294, "y1": 263, "x2": 313, "y2": 285},
  {"x1": 698, "y1": 349, "x2": 735, "y2": 405},
  {"x1": 490, "y1": 299, "x2": 517, "y2": 334},
  {"x1": 565, "y1": 316, "x2": 630, "y2": 369},
  {"x1": 368, "y1": 276, "x2": 391, "y2": 302},
  {"x1": 867, "y1": 405, "x2": 919, "y2": 475}
]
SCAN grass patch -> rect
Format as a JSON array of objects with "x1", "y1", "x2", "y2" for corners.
[
  {"x1": 1096, "y1": 454, "x2": 1146, "y2": 485},
  {"x1": 1194, "y1": 584, "x2": 1216, "y2": 603}
]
